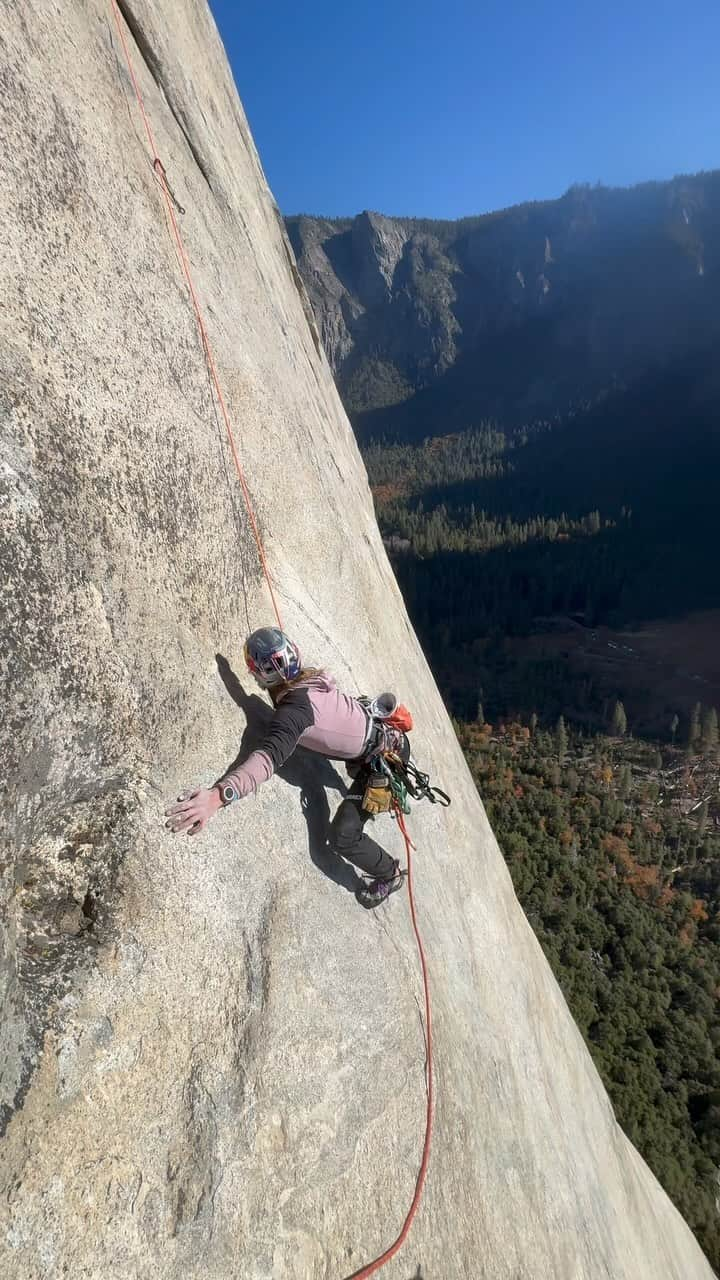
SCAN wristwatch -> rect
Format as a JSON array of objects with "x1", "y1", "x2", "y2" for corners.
[{"x1": 216, "y1": 780, "x2": 239, "y2": 807}]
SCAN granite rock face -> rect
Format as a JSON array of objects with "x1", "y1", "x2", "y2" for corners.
[{"x1": 0, "y1": 3, "x2": 714, "y2": 1278}]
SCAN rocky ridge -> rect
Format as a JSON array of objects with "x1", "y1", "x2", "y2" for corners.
[{"x1": 287, "y1": 175, "x2": 720, "y2": 438}]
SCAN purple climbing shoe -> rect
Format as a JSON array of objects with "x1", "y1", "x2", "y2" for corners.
[{"x1": 355, "y1": 861, "x2": 407, "y2": 909}]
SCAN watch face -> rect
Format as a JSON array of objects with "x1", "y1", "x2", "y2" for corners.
[{"x1": 222, "y1": 785, "x2": 235, "y2": 804}]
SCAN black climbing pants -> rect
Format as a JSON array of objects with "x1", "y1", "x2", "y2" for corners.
[{"x1": 330, "y1": 795, "x2": 396, "y2": 880}]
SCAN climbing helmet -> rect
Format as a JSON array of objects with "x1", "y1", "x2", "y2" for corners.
[{"x1": 244, "y1": 627, "x2": 302, "y2": 687}]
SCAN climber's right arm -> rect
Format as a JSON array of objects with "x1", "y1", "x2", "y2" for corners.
[
  {"x1": 218, "y1": 687, "x2": 315, "y2": 800},
  {"x1": 165, "y1": 689, "x2": 315, "y2": 835}
]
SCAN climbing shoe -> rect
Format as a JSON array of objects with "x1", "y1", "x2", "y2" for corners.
[{"x1": 355, "y1": 861, "x2": 407, "y2": 909}]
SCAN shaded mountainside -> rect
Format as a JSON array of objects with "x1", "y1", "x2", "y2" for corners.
[
  {"x1": 288, "y1": 184, "x2": 720, "y2": 730},
  {"x1": 286, "y1": 175, "x2": 720, "y2": 440},
  {"x1": 363, "y1": 354, "x2": 720, "y2": 726},
  {"x1": 0, "y1": 4, "x2": 716, "y2": 1279}
]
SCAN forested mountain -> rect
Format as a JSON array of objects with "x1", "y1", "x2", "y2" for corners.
[{"x1": 287, "y1": 172, "x2": 720, "y2": 441}]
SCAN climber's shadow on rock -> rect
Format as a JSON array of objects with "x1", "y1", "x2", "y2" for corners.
[{"x1": 215, "y1": 654, "x2": 361, "y2": 893}]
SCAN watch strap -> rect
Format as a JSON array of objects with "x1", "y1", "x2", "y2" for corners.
[{"x1": 216, "y1": 780, "x2": 239, "y2": 807}]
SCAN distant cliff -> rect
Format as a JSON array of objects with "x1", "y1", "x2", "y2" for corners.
[{"x1": 287, "y1": 175, "x2": 720, "y2": 439}]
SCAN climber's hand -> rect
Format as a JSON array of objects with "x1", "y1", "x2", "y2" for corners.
[{"x1": 165, "y1": 787, "x2": 221, "y2": 836}]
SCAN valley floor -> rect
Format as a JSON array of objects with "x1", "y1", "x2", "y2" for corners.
[{"x1": 507, "y1": 609, "x2": 720, "y2": 736}]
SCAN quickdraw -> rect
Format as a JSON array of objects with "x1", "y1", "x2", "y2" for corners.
[
  {"x1": 377, "y1": 754, "x2": 411, "y2": 815},
  {"x1": 373, "y1": 752, "x2": 451, "y2": 813},
  {"x1": 403, "y1": 759, "x2": 451, "y2": 807}
]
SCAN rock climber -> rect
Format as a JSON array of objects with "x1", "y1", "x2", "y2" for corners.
[{"x1": 165, "y1": 627, "x2": 409, "y2": 908}]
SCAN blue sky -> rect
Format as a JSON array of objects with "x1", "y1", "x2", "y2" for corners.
[{"x1": 209, "y1": 0, "x2": 720, "y2": 219}]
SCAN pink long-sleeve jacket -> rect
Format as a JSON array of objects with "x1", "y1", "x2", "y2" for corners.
[{"x1": 220, "y1": 671, "x2": 375, "y2": 799}]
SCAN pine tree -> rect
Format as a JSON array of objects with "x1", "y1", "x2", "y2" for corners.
[
  {"x1": 611, "y1": 700, "x2": 627, "y2": 737},
  {"x1": 689, "y1": 702, "x2": 702, "y2": 750},
  {"x1": 687, "y1": 843, "x2": 698, "y2": 867},
  {"x1": 555, "y1": 715, "x2": 568, "y2": 762},
  {"x1": 670, "y1": 713, "x2": 679, "y2": 745},
  {"x1": 477, "y1": 701, "x2": 485, "y2": 726},
  {"x1": 701, "y1": 707, "x2": 719, "y2": 755},
  {"x1": 530, "y1": 711, "x2": 538, "y2": 735}
]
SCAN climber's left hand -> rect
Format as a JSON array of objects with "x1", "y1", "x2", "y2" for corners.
[{"x1": 165, "y1": 787, "x2": 221, "y2": 835}]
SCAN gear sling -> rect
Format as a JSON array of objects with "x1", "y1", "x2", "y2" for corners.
[{"x1": 359, "y1": 698, "x2": 451, "y2": 815}]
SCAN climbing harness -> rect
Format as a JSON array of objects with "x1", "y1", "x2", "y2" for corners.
[{"x1": 107, "y1": 6, "x2": 438, "y2": 1273}]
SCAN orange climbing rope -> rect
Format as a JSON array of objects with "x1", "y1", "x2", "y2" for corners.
[
  {"x1": 344, "y1": 802, "x2": 433, "y2": 1280},
  {"x1": 108, "y1": 0, "x2": 283, "y2": 630},
  {"x1": 108, "y1": 4, "x2": 433, "y2": 1270}
]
